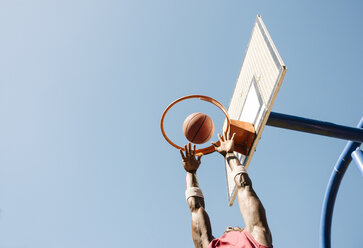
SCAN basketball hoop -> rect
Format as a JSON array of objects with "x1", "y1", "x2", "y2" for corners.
[{"x1": 160, "y1": 95, "x2": 231, "y2": 155}]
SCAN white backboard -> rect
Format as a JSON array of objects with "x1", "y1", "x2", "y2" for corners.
[{"x1": 226, "y1": 15, "x2": 286, "y2": 206}]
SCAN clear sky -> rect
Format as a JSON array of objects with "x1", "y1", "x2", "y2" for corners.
[{"x1": 0, "y1": 1, "x2": 362, "y2": 247}]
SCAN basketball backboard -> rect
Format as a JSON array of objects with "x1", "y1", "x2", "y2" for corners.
[{"x1": 225, "y1": 15, "x2": 286, "y2": 206}]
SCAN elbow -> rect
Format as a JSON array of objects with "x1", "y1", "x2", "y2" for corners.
[{"x1": 235, "y1": 173, "x2": 252, "y2": 189}]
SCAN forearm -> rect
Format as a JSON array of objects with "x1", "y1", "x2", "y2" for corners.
[
  {"x1": 185, "y1": 171, "x2": 214, "y2": 247},
  {"x1": 186, "y1": 171, "x2": 205, "y2": 208},
  {"x1": 225, "y1": 152, "x2": 243, "y2": 170},
  {"x1": 225, "y1": 152, "x2": 252, "y2": 188},
  {"x1": 186, "y1": 171, "x2": 200, "y2": 188},
  {"x1": 180, "y1": 145, "x2": 214, "y2": 247},
  {"x1": 225, "y1": 153, "x2": 272, "y2": 246}
]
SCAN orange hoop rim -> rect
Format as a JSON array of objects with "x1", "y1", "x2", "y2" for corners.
[{"x1": 160, "y1": 95, "x2": 231, "y2": 155}]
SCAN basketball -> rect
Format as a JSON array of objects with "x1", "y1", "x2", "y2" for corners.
[{"x1": 183, "y1": 112, "x2": 215, "y2": 144}]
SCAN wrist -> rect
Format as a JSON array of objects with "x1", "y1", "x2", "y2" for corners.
[
  {"x1": 225, "y1": 152, "x2": 236, "y2": 159},
  {"x1": 223, "y1": 150, "x2": 235, "y2": 156},
  {"x1": 225, "y1": 152, "x2": 240, "y2": 164},
  {"x1": 186, "y1": 170, "x2": 196, "y2": 176},
  {"x1": 186, "y1": 171, "x2": 199, "y2": 188}
]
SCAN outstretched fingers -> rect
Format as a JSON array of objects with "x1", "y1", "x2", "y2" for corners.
[
  {"x1": 184, "y1": 144, "x2": 189, "y2": 157},
  {"x1": 184, "y1": 143, "x2": 196, "y2": 158},
  {"x1": 192, "y1": 144, "x2": 196, "y2": 156},
  {"x1": 224, "y1": 129, "x2": 230, "y2": 140},
  {"x1": 179, "y1": 149, "x2": 186, "y2": 160},
  {"x1": 217, "y1": 133, "x2": 224, "y2": 143},
  {"x1": 188, "y1": 143, "x2": 192, "y2": 156}
]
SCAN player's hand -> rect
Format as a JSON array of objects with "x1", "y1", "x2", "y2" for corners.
[
  {"x1": 211, "y1": 130, "x2": 236, "y2": 157},
  {"x1": 180, "y1": 143, "x2": 202, "y2": 173}
]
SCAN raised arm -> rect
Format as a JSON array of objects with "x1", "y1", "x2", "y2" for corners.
[
  {"x1": 180, "y1": 143, "x2": 214, "y2": 248},
  {"x1": 212, "y1": 132, "x2": 273, "y2": 247}
]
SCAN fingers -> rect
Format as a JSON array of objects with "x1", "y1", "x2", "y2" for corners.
[
  {"x1": 231, "y1": 132, "x2": 236, "y2": 142},
  {"x1": 197, "y1": 155, "x2": 202, "y2": 162},
  {"x1": 218, "y1": 133, "x2": 224, "y2": 143},
  {"x1": 225, "y1": 128, "x2": 234, "y2": 141},
  {"x1": 224, "y1": 129, "x2": 229, "y2": 140},
  {"x1": 184, "y1": 144, "x2": 189, "y2": 157},
  {"x1": 184, "y1": 143, "x2": 196, "y2": 157},
  {"x1": 228, "y1": 130, "x2": 231, "y2": 140},
  {"x1": 179, "y1": 149, "x2": 185, "y2": 159}
]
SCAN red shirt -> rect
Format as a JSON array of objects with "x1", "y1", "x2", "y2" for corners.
[{"x1": 208, "y1": 230, "x2": 272, "y2": 248}]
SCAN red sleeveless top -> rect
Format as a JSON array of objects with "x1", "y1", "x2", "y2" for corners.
[{"x1": 208, "y1": 230, "x2": 272, "y2": 248}]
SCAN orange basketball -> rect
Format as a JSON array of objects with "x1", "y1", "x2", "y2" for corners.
[{"x1": 183, "y1": 112, "x2": 215, "y2": 144}]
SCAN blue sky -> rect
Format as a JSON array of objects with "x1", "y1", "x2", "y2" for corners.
[{"x1": 0, "y1": 1, "x2": 362, "y2": 247}]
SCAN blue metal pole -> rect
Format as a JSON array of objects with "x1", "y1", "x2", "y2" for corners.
[
  {"x1": 267, "y1": 112, "x2": 363, "y2": 143},
  {"x1": 352, "y1": 150, "x2": 363, "y2": 177},
  {"x1": 319, "y1": 117, "x2": 363, "y2": 248}
]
